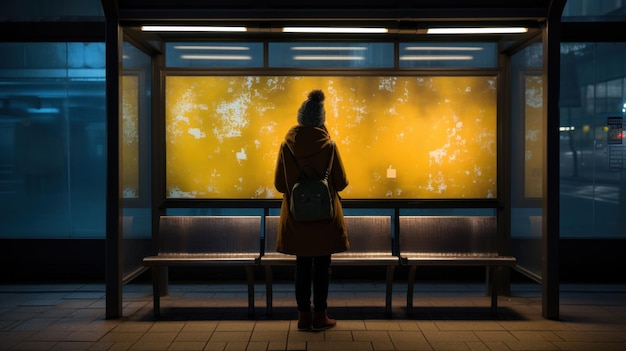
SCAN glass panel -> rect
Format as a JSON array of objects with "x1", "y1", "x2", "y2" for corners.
[
  {"x1": 399, "y1": 42, "x2": 498, "y2": 68},
  {"x1": 0, "y1": 0, "x2": 104, "y2": 21},
  {"x1": 269, "y1": 42, "x2": 393, "y2": 68},
  {"x1": 165, "y1": 75, "x2": 497, "y2": 199},
  {"x1": 165, "y1": 42, "x2": 263, "y2": 68},
  {"x1": 562, "y1": 0, "x2": 626, "y2": 22},
  {"x1": 67, "y1": 43, "x2": 107, "y2": 238},
  {"x1": 121, "y1": 41, "x2": 153, "y2": 278},
  {"x1": 121, "y1": 73, "x2": 139, "y2": 197},
  {"x1": 121, "y1": 43, "x2": 146, "y2": 199},
  {"x1": 0, "y1": 42, "x2": 106, "y2": 238},
  {"x1": 560, "y1": 42, "x2": 626, "y2": 238},
  {"x1": 510, "y1": 42, "x2": 544, "y2": 279},
  {"x1": 524, "y1": 74, "x2": 544, "y2": 198}
]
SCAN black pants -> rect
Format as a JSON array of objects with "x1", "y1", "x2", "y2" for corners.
[{"x1": 295, "y1": 255, "x2": 331, "y2": 312}]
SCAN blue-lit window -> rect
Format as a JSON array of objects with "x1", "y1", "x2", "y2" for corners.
[
  {"x1": 0, "y1": 42, "x2": 106, "y2": 239},
  {"x1": 562, "y1": 0, "x2": 626, "y2": 22},
  {"x1": 559, "y1": 42, "x2": 626, "y2": 238},
  {"x1": 0, "y1": 0, "x2": 104, "y2": 21},
  {"x1": 165, "y1": 42, "x2": 264, "y2": 68},
  {"x1": 269, "y1": 42, "x2": 393, "y2": 68},
  {"x1": 399, "y1": 43, "x2": 497, "y2": 68}
]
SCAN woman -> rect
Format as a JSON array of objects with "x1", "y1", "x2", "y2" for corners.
[{"x1": 274, "y1": 89, "x2": 349, "y2": 331}]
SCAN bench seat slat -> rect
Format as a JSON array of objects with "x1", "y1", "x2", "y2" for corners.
[
  {"x1": 260, "y1": 253, "x2": 399, "y2": 265},
  {"x1": 259, "y1": 252, "x2": 295, "y2": 264},
  {"x1": 334, "y1": 247, "x2": 399, "y2": 264},
  {"x1": 402, "y1": 256, "x2": 516, "y2": 266},
  {"x1": 143, "y1": 256, "x2": 260, "y2": 266},
  {"x1": 332, "y1": 256, "x2": 399, "y2": 265}
]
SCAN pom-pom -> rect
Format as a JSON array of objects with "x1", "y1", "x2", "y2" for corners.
[{"x1": 307, "y1": 89, "x2": 325, "y2": 102}]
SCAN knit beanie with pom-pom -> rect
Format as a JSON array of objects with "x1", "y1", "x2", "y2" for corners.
[{"x1": 297, "y1": 90, "x2": 326, "y2": 127}]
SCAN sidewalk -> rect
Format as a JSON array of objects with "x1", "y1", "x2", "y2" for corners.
[{"x1": 0, "y1": 282, "x2": 625, "y2": 350}]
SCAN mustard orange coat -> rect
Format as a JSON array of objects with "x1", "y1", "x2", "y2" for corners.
[{"x1": 274, "y1": 126, "x2": 349, "y2": 256}]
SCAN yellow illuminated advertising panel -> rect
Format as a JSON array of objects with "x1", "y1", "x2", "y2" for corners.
[
  {"x1": 165, "y1": 75, "x2": 497, "y2": 199},
  {"x1": 121, "y1": 74, "x2": 139, "y2": 198}
]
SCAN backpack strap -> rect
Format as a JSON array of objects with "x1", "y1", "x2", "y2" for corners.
[{"x1": 323, "y1": 142, "x2": 335, "y2": 181}]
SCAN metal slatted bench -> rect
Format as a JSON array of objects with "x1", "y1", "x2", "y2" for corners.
[
  {"x1": 261, "y1": 215, "x2": 399, "y2": 315},
  {"x1": 399, "y1": 216, "x2": 516, "y2": 315},
  {"x1": 142, "y1": 216, "x2": 262, "y2": 317}
]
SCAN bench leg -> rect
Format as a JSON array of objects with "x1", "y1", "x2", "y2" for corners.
[
  {"x1": 385, "y1": 265, "x2": 395, "y2": 316},
  {"x1": 245, "y1": 266, "x2": 255, "y2": 316},
  {"x1": 151, "y1": 267, "x2": 161, "y2": 318},
  {"x1": 158, "y1": 266, "x2": 169, "y2": 297},
  {"x1": 406, "y1": 265, "x2": 417, "y2": 315},
  {"x1": 264, "y1": 266, "x2": 274, "y2": 316},
  {"x1": 489, "y1": 266, "x2": 499, "y2": 316}
]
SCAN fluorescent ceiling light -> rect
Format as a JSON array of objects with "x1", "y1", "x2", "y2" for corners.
[
  {"x1": 291, "y1": 46, "x2": 368, "y2": 51},
  {"x1": 141, "y1": 26, "x2": 247, "y2": 32},
  {"x1": 173, "y1": 45, "x2": 250, "y2": 50},
  {"x1": 283, "y1": 27, "x2": 388, "y2": 34},
  {"x1": 399, "y1": 55, "x2": 474, "y2": 61},
  {"x1": 404, "y1": 46, "x2": 484, "y2": 51},
  {"x1": 181, "y1": 55, "x2": 252, "y2": 60},
  {"x1": 427, "y1": 27, "x2": 528, "y2": 34},
  {"x1": 293, "y1": 55, "x2": 365, "y2": 61}
]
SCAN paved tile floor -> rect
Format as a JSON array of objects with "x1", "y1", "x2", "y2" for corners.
[{"x1": 0, "y1": 281, "x2": 625, "y2": 350}]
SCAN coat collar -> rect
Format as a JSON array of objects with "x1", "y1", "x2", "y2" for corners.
[{"x1": 285, "y1": 126, "x2": 331, "y2": 158}]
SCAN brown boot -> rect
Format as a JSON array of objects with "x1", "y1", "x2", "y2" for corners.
[
  {"x1": 297, "y1": 311, "x2": 312, "y2": 331},
  {"x1": 312, "y1": 310, "x2": 336, "y2": 331}
]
